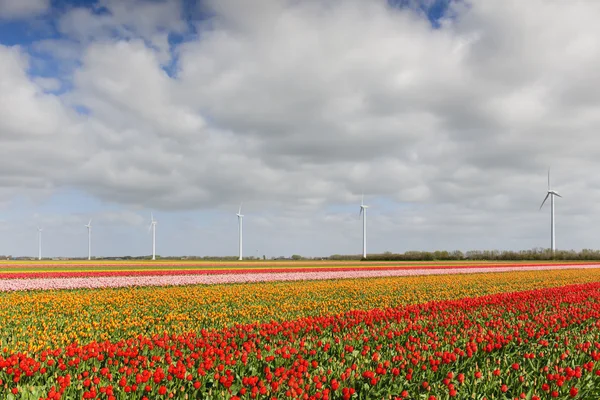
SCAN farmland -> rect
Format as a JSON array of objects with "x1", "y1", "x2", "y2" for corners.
[
  {"x1": 0, "y1": 259, "x2": 597, "y2": 273},
  {"x1": 0, "y1": 260, "x2": 597, "y2": 282},
  {"x1": 1, "y1": 263, "x2": 600, "y2": 399}
]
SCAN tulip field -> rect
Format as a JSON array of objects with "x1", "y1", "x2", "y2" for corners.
[
  {"x1": 1, "y1": 264, "x2": 600, "y2": 399},
  {"x1": 0, "y1": 261, "x2": 597, "y2": 291}
]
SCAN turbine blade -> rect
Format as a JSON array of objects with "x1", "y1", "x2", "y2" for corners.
[
  {"x1": 359, "y1": 207, "x2": 363, "y2": 216},
  {"x1": 239, "y1": 203, "x2": 242, "y2": 214},
  {"x1": 539, "y1": 193, "x2": 550, "y2": 209},
  {"x1": 548, "y1": 169, "x2": 550, "y2": 190},
  {"x1": 554, "y1": 192, "x2": 562, "y2": 198},
  {"x1": 88, "y1": 219, "x2": 92, "y2": 226}
]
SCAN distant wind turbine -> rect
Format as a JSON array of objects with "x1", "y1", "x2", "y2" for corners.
[
  {"x1": 539, "y1": 169, "x2": 562, "y2": 253},
  {"x1": 85, "y1": 219, "x2": 92, "y2": 260},
  {"x1": 359, "y1": 194, "x2": 369, "y2": 259},
  {"x1": 236, "y1": 204, "x2": 243, "y2": 261},
  {"x1": 149, "y1": 213, "x2": 157, "y2": 260},
  {"x1": 37, "y1": 227, "x2": 43, "y2": 260}
]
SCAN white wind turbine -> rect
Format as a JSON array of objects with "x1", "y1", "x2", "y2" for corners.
[
  {"x1": 37, "y1": 227, "x2": 43, "y2": 260},
  {"x1": 539, "y1": 169, "x2": 562, "y2": 254},
  {"x1": 236, "y1": 204, "x2": 243, "y2": 261},
  {"x1": 359, "y1": 194, "x2": 369, "y2": 259},
  {"x1": 85, "y1": 219, "x2": 92, "y2": 260},
  {"x1": 149, "y1": 213, "x2": 157, "y2": 260}
]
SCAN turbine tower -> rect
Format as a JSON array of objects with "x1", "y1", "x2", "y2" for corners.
[
  {"x1": 85, "y1": 219, "x2": 92, "y2": 260},
  {"x1": 539, "y1": 169, "x2": 562, "y2": 254},
  {"x1": 149, "y1": 213, "x2": 157, "y2": 260},
  {"x1": 37, "y1": 227, "x2": 43, "y2": 261},
  {"x1": 359, "y1": 195, "x2": 369, "y2": 259},
  {"x1": 236, "y1": 204, "x2": 243, "y2": 261}
]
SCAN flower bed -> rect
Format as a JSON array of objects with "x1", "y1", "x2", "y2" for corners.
[{"x1": 2, "y1": 282, "x2": 600, "y2": 399}]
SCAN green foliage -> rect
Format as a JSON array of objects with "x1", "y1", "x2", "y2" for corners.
[{"x1": 330, "y1": 248, "x2": 600, "y2": 261}]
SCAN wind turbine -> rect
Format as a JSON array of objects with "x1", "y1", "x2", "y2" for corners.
[
  {"x1": 85, "y1": 219, "x2": 92, "y2": 260},
  {"x1": 539, "y1": 169, "x2": 562, "y2": 254},
  {"x1": 149, "y1": 213, "x2": 157, "y2": 260},
  {"x1": 37, "y1": 227, "x2": 43, "y2": 260},
  {"x1": 236, "y1": 204, "x2": 243, "y2": 261},
  {"x1": 359, "y1": 194, "x2": 369, "y2": 259}
]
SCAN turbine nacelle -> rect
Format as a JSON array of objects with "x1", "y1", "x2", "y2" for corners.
[
  {"x1": 148, "y1": 213, "x2": 157, "y2": 231},
  {"x1": 540, "y1": 169, "x2": 562, "y2": 209},
  {"x1": 539, "y1": 190, "x2": 562, "y2": 209},
  {"x1": 549, "y1": 190, "x2": 562, "y2": 197},
  {"x1": 359, "y1": 193, "x2": 369, "y2": 215},
  {"x1": 237, "y1": 203, "x2": 244, "y2": 261},
  {"x1": 540, "y1": 169, "x2": 561, "y2": 253},
  {"x1": 359, "y1": 194, "x2": 369, "y2": 259}
]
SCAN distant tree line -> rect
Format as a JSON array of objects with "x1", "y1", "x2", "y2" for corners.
[
  {"x1": 14, "y1": 249, "x2": 600, "y2": 262},
  {"x1": 156, "y1": 249, "x2": 600, "y2": 261},
  {"x1": 329, "y1": 248, "x2": 600, "y2": 261}
]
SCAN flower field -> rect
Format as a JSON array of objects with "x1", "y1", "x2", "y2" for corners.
[
  {"x1": 1, "y1": 262, "x2": 598, "y2": 292},
  {"x1": 2, "y1": 269, "x2": 600, "y2": 399},
  {"x1": 0, "y1": 261, "x2": 596, "y2": 280},
  {"x1": 3, "y1": 268, "x2": 600, "y2": 353},
  {"x1": 1, "y1": 264, "x2": 599, "y2": 292}
]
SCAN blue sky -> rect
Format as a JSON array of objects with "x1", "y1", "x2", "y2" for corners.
[
  {"x1": 1, "y1": 0, "x2": 599, "y2": 258},
  {"x1": 1, "y1": 0, "x2": 454, "y2": 81}
]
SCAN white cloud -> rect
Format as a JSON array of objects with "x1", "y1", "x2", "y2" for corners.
[
  {"x1": 0, "y1": 0, "x2": 49, "y2": 19},
  {"x1": 0, "y1": 45, "x2": 86, "y2": 198},
  {"x1": 94, "y1": 210, "x2": 145, "y2": 227},
  {"x1": 57, "y1": 0, "x2": 185, "y2": 64},
  {"x1": 33, "y1": 76, "x2": 62, "y2": 92},
  {"x1": 32, "y1": 39, "x2": 82, "y2": 61}
]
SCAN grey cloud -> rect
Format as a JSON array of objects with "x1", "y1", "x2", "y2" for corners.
[
  {"x1": 0, "y1": 46, "x2": 86, "y2": 195},
  {"x1": 0, "y1": 0, "x2": 49, "y2": 19},
  {"x1": 58, "y1": 0, "x2": 185, "y2": 42}
]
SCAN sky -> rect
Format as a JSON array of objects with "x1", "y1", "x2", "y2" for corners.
[{"x1": 1, "y1": 0, "x2": 600, "y2": 258}]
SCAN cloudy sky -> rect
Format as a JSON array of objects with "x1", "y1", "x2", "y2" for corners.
[{"x1": 0, "y1": 0, "x2": 599, "y2": 258}]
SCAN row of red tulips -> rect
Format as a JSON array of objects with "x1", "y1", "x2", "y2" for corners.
[{"x1": 2, "y1": 282, "x2": 600, "y2": 399}]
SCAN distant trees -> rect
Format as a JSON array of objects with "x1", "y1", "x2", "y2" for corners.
[
  {"x1": 22, "y1": 249, "x2": 600, "y2": 262},
  {"x1": 329, "y1": 254, "x2": 362, "y2": 261},
  {"x1": 348, "y1": 248, "x2": 600, "y2": 261}
]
